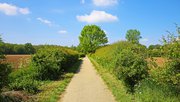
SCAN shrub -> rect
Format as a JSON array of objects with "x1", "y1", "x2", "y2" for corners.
[
  {"x1": 8, "y1": 46, "x2": 79, "y2": 93},
  {"x1": 115, "y1": 49, "x2": 149, "y2": 93},
  {"x1": 9, "y1": 77, "x2": 39, "y2": 93},
  {"x1": 152, "y1": 60, "x2": 180, "y2": 93},
  {"x1": 162, "y1": 42, "x2": 180, "y2": 59},
  {"x1": 32, "y1": 48, "x2": 66, "y2": 80},
  {"x1": 32, "y1": 47, "x2": 79, "y2": 80},
  {"x1": 0, "y1": 63, "x2": 12, "y2": 92},
  {"x1": 148, "y1": 49, "x2": 162, "y2": 57},
  {"x1": 164, "y1": 60, "x2": 180, "y2": 88},
  {"x1": 8, "y1": 67, "x2": 39, "y2": 93}
]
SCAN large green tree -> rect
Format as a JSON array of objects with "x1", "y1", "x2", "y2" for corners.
[
  {"x1": 126, "y1": 29, "x2": 142, "y2": 44},
  {"x1": 79, "y1": 25, "x2": 108, "y2": 54}
]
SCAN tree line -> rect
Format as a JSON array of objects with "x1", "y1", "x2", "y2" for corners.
[{"x1": 0, "y1": 42, "x2": 35, "y2": 54}]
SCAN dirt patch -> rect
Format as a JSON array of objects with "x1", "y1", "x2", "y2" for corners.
[{"x1": 0, "y1": 91, "x2": 34, "y2": 102}]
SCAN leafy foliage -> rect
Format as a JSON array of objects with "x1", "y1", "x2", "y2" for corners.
[
  {"x1": 8, "y1": 46, "x2": 79, "y2": 93},
  {"x1": 126, "y1": 29, "x2": 142, "y2": 44},
  {"x1": 115, "y1": 49, "x2": 148, "y2": 93},
  {"x1": 0, "y1": 36, "x2": 12, "y2": 92},
  {"x1": 0, "y1": 35, "x2": 3, "y2": 43},
  {"x1": 162, "y1": 42, "x2": 180, "y2": 59},
  {"x1": 0, "y1": 63, "x2": 12, "y2": 92},
  {"x1": 151, "y1": 60, "x2": 180, "y2": 92},
  {"x1": 79, "y1": 25, "x2": 108, "y2": 54},
  {"x1": 90, "y1": 36, "x2": 179, "y2": 100},
  {"x1": 32, "y1": 48, "x2": 66, "y2": 80},
  {"x1": 147, "y1": 44, "x2": 163, "y2": 57},
  {"x1": 24, "y1": 43, "x2": 36, "y2": 54},
  {"x1": 8, "y1": 65, "x2": 39, "y2": 93}
]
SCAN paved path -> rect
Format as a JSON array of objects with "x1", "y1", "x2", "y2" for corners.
[{"x1": 59, "y1": 57, "x2": 116, "y2": 102}]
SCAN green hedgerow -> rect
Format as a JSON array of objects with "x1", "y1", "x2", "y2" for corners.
[{"x1": 115, "y1": 49, "x2": 149, "y2": 93}]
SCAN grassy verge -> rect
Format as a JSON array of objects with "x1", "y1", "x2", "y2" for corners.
[
  {"x1": 89, "y1": 57, "x2": 180, "y2": 102},
  {"x1": 35, "y1": 60, "x2": 82, "y2": 102},
  {"x1": 89, "y1": 57, "x2": 133, "y2": 102}
]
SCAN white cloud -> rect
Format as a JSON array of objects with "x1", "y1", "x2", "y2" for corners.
[
  {"x1": 81, "y1": 0, "x2": 85, "y2": 4},
  {"x1": 140, "y1": 38, "x2": 149, "y2": 42},
  {"x1": 93, "y1": 0, "x2": 118, "y2": 7},
  {"x1": 0, "y1": 3, "x2": 30, "y2": 15},
  {"x1": 77, "y1": 10, "x2": 118, "y2": 23},
  {"x1": 58, "y1": 30, "x2": 67, "y2": 34},
  {"x1": 37, "y1": 17, "x2": 52, "y2": 26}
]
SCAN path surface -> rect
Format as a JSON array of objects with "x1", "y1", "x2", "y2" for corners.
[{"x1": 59, "y1": 57, "x2": 116, "y2": 102}]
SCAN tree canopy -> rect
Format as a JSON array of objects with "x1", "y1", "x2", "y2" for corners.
[
  {"x1": 0, "y1": 35, "x2": 4, "y2": 59},
  {"x1": 79, "y1": 25, "x2": 108, "y2": 54},
  {"x1": 126, "y1": 29, "x2": 142, "y2": 44},
  {"x1": 0, "y1": 35, "x2": 2, "y2": 43},
  {"x1": 24, "y1": 43, "x2": 36, "y2": 54}
]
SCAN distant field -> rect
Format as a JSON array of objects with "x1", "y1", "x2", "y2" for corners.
[
  {"x1": 1, "y1": 55, "x2": 167, "y2": 69},
  {"x1": 4, "y1": 55, "x2": 31, "y2": 69},
  {"x1": 147, "y1": 57, "x2": 168, "y2": 67}
]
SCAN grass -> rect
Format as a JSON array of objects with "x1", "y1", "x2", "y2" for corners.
[
  {"x1": 134, "y1": 79, "x2": 180, "y2": 102},
  {"x1": 89, "y1": 57, "x2": 133, "y2": 102},
  {"x1": 34, "y1": 60, "x2": 82, "y2": 102}
]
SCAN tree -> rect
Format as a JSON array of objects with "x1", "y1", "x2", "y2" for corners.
[
  {"x1": 148, "y1": 44, "x2": 161, "y2": 49},
  {"x1": 0, "y1": 35, "x2": 3, "y2": 43},
  {"x1": 126, "y1": 29, "x2": 142, "y2": 44},
  {"x1": 0, "y1": 35, "x2": 4, "y2": 59},
  {"x1": 79, "y1": 25, "x2": 108, "y2": 54},
  {"x1": 24, "y1": 43, "x2": 35, "y2": 54}
]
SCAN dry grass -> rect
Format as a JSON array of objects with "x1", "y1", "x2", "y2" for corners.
[{"x1": 3, "y1": 55, "x2": 31, "y2": 69}]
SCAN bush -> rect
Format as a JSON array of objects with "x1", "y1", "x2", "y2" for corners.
[
  {"x1": 164, "y1": 60, "x2": 180, "y2": 88},
  {"x1": 8, "y1": 67, "x2": 39, "y2": 93},
  {"x1": 0, "y1": 63, "x2": 12, "y2": 92},
  {"x1": 115, "y1": 49, "x2": 149, "y2": 93},
  {"x1": 162, "y1": 42, "x2": 180, "y2": 59},
  {"x1": 9, "y1": 77, "x2": 39, "y2": 93},
  {"x1": 8, "y1": 46, "x2": 79, "y2": 93},
  {"x1": 152, "y1": 60, "x2": 180, "y2": 93},
  {"x1": 31, "y1": 47, "x2": 79, "y2": 80},
  {"x1": 32, "y1": 48, "x2": 66, "y2": 80},
  {"x1": 148, "y1": 49, "x2": 162, "y2": 57}
]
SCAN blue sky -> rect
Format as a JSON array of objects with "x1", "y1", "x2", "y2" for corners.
[{"x1": 0, "y1": 0, "x2": 180, "y2": 46}]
